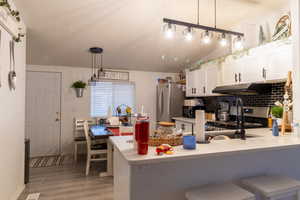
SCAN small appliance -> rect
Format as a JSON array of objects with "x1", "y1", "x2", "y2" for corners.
[{"x1": 183, "y1": 99, "x2": 205, "y2": 118}]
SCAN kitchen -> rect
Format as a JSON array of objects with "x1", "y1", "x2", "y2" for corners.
[{"x1": 2, "y1": 0, "x2": 300, "y2": 200}]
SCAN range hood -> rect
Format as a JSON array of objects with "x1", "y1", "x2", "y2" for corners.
[{"x1": 212, "y1": 83, "x2": 273, "y2": 95}]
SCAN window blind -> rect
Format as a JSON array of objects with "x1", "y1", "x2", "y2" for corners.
[{"x1": 91, "y1": 81, "x2": 135, "y2": 117}]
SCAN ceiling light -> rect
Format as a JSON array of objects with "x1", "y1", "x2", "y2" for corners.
[
  {"x1": 183, "y1": 27, "x2": 193, "y2": 41},
  {"x1": 234, "y1": 36, "x2": 244, "y2": 50},
  {"x1": 219, "y1": 33, "x2": 228, "y2": 47},
  {"x1": 163, "y1": 23, "x2": 176, "y2": 39},
  {"x1": 202, "y1": 30, "x2": 212, "y2": 44}
]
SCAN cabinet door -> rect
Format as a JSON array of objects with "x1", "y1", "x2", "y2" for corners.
[
  {"x1": 175, "y1": 121, "x2": 193, "y2": 133},
  {"x1": 186, "y1": 69, "x2": 195, "y2": 97},
  {"x1": 267, "y1": 43, "x2": 293, "y2": 81},
  {"x1": 205, "y1": 63, "x2": 220, "y2": 96},
  {"x1": 222, "y1": 56, "x2": 239, "y2": 85},
  {"x1": 241, "y1": 50, "x2": 265, "y2": 83},
  {"x1": 194, "y1": 68, "x2": 206, "y2": 96}
]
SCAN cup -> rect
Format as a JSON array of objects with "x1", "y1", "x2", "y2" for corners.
[{"x1": 183, "y1": 135, "x2": 196, "y2": 150}]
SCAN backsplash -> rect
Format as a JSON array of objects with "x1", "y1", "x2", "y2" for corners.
[
  {"x1": 241, "y1": 82, "x2": 288, "y2": 107},
  {"x1": 202, "y1": 82, "x2": 289, "y2": 112}
]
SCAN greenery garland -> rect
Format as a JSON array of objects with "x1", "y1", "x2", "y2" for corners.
[{"x1": 0, "y1": 0, "x2": 25, "y2": 42}]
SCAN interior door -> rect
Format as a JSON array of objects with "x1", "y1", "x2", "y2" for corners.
[{"x1": 26, "y1": 71, "x2": 61, "y2": 157}]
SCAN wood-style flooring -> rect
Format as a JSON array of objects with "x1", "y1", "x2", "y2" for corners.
[{"x1": 18, "y1": 156, "x2": 113, "y2": 200}]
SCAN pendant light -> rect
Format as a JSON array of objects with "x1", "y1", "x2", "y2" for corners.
[
  {"x1": 163, "y1": 23, "x2": 176, "y2": 39},
  {"x1": 202, "y1": 30, "x2": 212, "y2": 44},
  {"x1": 89, "y1": 47, "x2": 104, "y2": 84},
  {"x1": 183, "y1": 27, "x2": 193, "y2": 41},
  {"x1": 219, "y1": 33, "x2": 228, "y2": 47},
  {"x1": 162, "y1": 0, "x2": 244, "y2": 47},
  {"x1": 234, "y1": 36, "x2": 244, "y2": 50}
]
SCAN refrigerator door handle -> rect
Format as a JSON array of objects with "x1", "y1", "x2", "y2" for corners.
[{"x1": 158, "y1": 89, "x2": 164, "y2": 117}]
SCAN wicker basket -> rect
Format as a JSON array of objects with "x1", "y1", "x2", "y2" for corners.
[{"x1": 149, "y1": 136, "x2": 183, "y2": 147}]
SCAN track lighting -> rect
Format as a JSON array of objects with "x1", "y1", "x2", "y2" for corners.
[
  {"x1": 202, "y1": 30, "x2": 212, "y2": 44},
  {"x1": 163, "y1": 23, "x2": 176, "y2": 39},
  {"x1": 234, "y1": 35, "x2": 244, "y2": 50},
  {"x1": 219, "y1": 33, "x2": 228, "y2": 47},
  {"x1": 183, "y1": 27, "x2": 193, "y2": 41}
]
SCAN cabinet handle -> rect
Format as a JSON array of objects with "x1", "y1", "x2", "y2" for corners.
[
  {"x1": 238, "y1": 73, "x2": 242, "y2": 82},
  {"x1": 235, "y1": 73, "x2": 238, "y2": 82},
  {"x1": 194, "y1": 88, "x2": 197, "y2": 94},
  {"x1": 181, "y1": 124, "x2": 185, "y2": 131},
  {"x1": 262, "y1": 68, "x2": 267, "y2": 79},
  {"x1": 203, "y1": 86, "x2": 206, "y2": 94}
]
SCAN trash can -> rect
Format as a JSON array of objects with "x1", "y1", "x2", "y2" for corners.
[{"x1": 25, "y1": 139, "x2": 30, "y2": 184}]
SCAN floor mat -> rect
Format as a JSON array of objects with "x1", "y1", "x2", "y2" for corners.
[{"x1": 30, "y1": 155, "x2": 72, "y2": 168}]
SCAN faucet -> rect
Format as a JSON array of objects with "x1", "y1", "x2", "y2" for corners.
[{"x1": 235, "y1": 97, "x2": 246, "y2": 140}]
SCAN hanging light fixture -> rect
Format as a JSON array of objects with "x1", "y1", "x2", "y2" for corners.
[
  {"x1": 183, "y1": 27, "x2": 193, "y2": 41},
  {"x1": 162, "y1": 0, "x2": 244, "y2": 46},
  {"x1": 88, "y1": 47, "x2": 104, "y2": 84},
  {"x1": 219, "y1": 33, "x2": 228, "y2": 47},
  {"x1": 163, "y1": 23, "x2": 176, "y2": 39},
  {"x1": 202, "y1": 30, "x2": 212, "y2": 44},
  {"x1": 234, "y1": 36, "x2": 244, "y2": 50}
]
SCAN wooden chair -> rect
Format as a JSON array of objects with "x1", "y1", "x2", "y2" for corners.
[
  {"x1": 83, "y1": 121, "x2": 108, "y2": 176},
  {"x1": 73, "y1": 118, "x2": 97, "y2": 161}
]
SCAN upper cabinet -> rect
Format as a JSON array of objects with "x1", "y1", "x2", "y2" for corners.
[
  {"x1": 186, "y1": 39, "x2": 293, "y2": 97},
  {"x1": 186, "y1": 62, "x2": 221, "y2": 97}
]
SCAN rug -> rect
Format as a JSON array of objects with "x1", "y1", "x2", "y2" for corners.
[{"x1": 30, "y1": 155, "x2": 70, "y2": 168}]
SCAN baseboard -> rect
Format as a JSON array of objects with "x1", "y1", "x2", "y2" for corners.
[{"x1": 10, "y1": 184, "x2": 25, "y2": 200}]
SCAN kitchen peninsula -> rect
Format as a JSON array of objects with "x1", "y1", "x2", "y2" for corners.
[{"x1": 111, "y1": 129, "x2": 300, "y2": 200}]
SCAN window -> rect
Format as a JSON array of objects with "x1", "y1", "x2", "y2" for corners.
[{"x1": 91, "y1": 81, "x2": 135, "y2": 117}]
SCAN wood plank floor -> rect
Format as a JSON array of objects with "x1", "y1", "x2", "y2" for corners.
[{"x1": 18, "y1": 156, "x2": 113, "y2": 200}]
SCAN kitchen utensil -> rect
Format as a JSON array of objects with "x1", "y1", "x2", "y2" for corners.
[{"x1": 8, "y1": 40, "x2": 16, "y2": 90}]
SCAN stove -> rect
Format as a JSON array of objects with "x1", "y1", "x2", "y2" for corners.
[{"x1": 207, "y1": 106, "x2": 269, "y2": 130}]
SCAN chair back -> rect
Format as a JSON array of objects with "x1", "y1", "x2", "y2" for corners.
[
  {"x1": 74, "y1": 118, "x2": 97, "y2": 138},
  {"x1": 83, "y1": 121, "x2": 92, "y2": 152}
]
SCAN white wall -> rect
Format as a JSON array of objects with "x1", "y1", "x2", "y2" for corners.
[
  {"x1": 0, "y1": 1, "x2": 26, "y2": 199},
  {"x1": 27, "y1": 65, "x2": 176, "y2": 154}
]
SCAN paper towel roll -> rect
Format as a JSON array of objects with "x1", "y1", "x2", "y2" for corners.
[{"x1": 195, "y1": 110, "x2": 205, "y2": 143}]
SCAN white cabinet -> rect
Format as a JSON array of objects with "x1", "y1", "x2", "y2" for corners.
[
  {"x1": 220, "y1": 39, "x2": 293, "y2": 85},
  {"x1": 222, "y1": 56, "x2": 240, "y2": 85},
  {"x1": 266, "y1": 42, "x2": 293, "y2": 81},
  {"x1": 205, "y1": 63, "x2": 221, "y2": 95},
  {"x1": 186, "y1": 68, "x2": 206, "y2": 97},
  {"x1": 175, "y1": 120, "x2": 193, "y2": 133}
]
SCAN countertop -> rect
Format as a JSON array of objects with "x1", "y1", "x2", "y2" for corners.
[
  {"x1": 172, "y1": 117, "x2": 195, "y2": 124},
  {"x1": 109, "y1": 128, "x2": 300, "y2": 165}
]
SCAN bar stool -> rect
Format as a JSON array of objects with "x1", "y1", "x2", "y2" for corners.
[
  {"x1": 185, "y1": 183, "x2": 255, "y2": 200},
  {"x1": 241, "y1": 175, "x2": 300, "y2": 200}
]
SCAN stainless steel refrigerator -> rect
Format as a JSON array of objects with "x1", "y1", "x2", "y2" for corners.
[{"x1": 156, "y1": 81, "x2": 184, "y2": 122}]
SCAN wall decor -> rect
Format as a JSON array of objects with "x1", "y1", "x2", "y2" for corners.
[
  {"x1": 272, "y1": 14, "x2": 291, "y2": 41},
  {"x1": 0, "y1": 0, "x2": 24, "y2": 42},
  {"x1": 71, "y1": 80, "x2": 87, "y2": 98},
  {"x1": 8, "y1": 40, "x2": 16, "y2": 90},
  {"x1": 100, "y1": 70, "x2": 130, "y2": 81}
]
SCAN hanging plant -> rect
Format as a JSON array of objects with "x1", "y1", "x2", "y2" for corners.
[{"x1": 71, "y1": 81, "x2": 87, "y2": 98}]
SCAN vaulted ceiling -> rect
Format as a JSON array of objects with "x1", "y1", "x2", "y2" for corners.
[{"x1": 14, "y1": 0, "x2": 287, "y2": 72}]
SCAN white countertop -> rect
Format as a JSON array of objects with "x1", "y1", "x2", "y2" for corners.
[
  {"x1": 109, "y1": 128, "x2": 300, "y2": 165},
  {"x1": 173, "y1": 117, "x2": 195, "y2": 124}
]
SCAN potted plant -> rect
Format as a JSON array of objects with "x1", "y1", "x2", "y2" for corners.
[
  {"x1": 271, "y1": 106, "x2": 283, "y2": 125},
  {"x1": 71, "y1": 81, "x2": 87, "y2": 97}
]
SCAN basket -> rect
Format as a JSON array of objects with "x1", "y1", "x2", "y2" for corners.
[{"x1": 149, "y1": 136, "x2": 183, "y2": 147}]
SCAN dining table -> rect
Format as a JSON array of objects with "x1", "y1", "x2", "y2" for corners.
[{"x1": 89, "y1": 125, "x2": 133, "y2": 177}]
